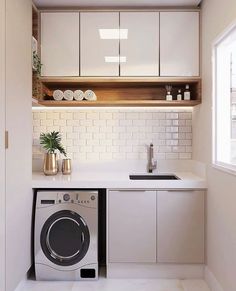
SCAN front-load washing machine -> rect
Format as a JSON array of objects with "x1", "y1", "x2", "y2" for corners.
[{"x1": 34, "y1": 190, "x2": 98, "y2": 281}]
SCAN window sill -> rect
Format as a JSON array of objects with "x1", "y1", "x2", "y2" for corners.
[{"x1": 212, "y1": 162, "x2": 236, "y2": 177}]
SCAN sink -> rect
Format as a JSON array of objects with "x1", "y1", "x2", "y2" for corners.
[{"x1": 129, "y1": 174, "x2": 180, "y2": 180}]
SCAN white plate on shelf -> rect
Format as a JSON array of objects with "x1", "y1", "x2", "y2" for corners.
[
  {"x1": 53, "y1": 90, "x2": 64, "y2": 101},
  {"x1": 63, "y1": 90, "x2": 74, "y2": 101},
  {"x1": 74, "y1": 90, "x2": 84, "y2": 101}
]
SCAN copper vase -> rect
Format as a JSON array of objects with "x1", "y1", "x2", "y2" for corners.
[{"x1": 43, "y1": 153, "x2": 58, "y2": 176}]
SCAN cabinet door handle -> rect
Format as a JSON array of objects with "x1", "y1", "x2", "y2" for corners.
[
  {"x1": 5, "y1": 131, "x2": 8, "y2": 149},
  {"x1": 113, "y1": 190, "x2": 149, "y2": 192},
  {"x1": 166, "y1": 189, "x2": 197, "y2": 192}
]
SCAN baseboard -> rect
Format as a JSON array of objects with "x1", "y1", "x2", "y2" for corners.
[
  {"x1": 107, "y1": 263, "x2": 205, "y2": 279},
  {"x1": 205, "y1": 266, "x2": 224, "y2": 291}
]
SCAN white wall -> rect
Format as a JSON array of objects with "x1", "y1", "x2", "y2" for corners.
[
  {"x1": 0, "y1": 0, "x2": 6, "y2": 290},
  {"x1": 193, "y1": 0, "x2": 236, "y2": 290},
  {"x1": 5, "y1": 0, "x2": 32, "y2": 290}
]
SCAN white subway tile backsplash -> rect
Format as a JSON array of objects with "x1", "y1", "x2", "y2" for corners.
[
  {"x1": 100, "y1": 112, "x2": 112, "y2": 120},
  {"x1": 73, "y1": 112, "x2": 86, "y2": 119},
  {"x1": 166, "y1": 113, "x2": 179, "y2": 119},
  {"x1": 126, "y1": 112, "x2": 139, "y2": 120},
  {"x1": 166, "y1": 153, "x2": 179, "y2": 160},
  {"x1": 179, "y1": 153, "x2": 192, "y2": 159},
  {"x1": 179, "y1": 113, "x2": 192, "y2": 120},
  {"x1": 86, "y1": 112, "x2": 99, "y2": 119},
  {"x1": 179, "y1": 126, "x2": 192, "y2": 133},
  {"x1": 132, "y1": 119, "x2": 146, "y2": 126},
  {"x1": 32, "y1": 109, "x2": 192, "y2": 161}
]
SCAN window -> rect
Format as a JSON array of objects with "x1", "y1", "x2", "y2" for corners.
[{"x1": 214, "y1": 24, "x2": 236, "y2": 171}]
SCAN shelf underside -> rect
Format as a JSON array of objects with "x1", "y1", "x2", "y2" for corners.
[
  {"x1": 38, "y1": 100, "x2": 201, "y2": 107},
  {"x1": 39, "y1": 76, "x2": 201, "y2": 85}
]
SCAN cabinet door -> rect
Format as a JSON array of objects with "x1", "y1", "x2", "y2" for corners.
[
  {"x1": 157, "y1": 190, "x2": 205, "y2": 264},
  {"x1": 41, "y1": 12, "x2": 80, "y2": 77},
  {"x1": 5, "y1": 1, "x2": 33, "y2": 290},
  {"x1": 80, "y1": 12, "x2": 119, "y2": 76},
  {"x1": 120, "y1": 12, "x2": 159, "y2": 76},
  {"x1": 0, "y1": 0, "x2": 6, "y2": 289},
  {"x1": 160, "y1": 12, "x2": 200, "y2": 77},
  {"x1": 108, "y1": 190, "x2": 156, "y2": 263}
]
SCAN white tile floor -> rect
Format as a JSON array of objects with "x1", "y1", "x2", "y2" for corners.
[{"x1": 20, "y1": 278, "x2": 210, "y2": 291}]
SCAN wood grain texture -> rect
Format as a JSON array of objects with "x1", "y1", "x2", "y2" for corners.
[
  {"x1": 38, "y1": 77, "x2": 201, "y2": 106},
  {"x1": 38, "y1": 99, "x2": 201, "y2": 107}
]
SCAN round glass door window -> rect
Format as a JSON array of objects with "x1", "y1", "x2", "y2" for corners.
[{"x1": 40, "y1": 210, "x2": 90, "y2": 266}]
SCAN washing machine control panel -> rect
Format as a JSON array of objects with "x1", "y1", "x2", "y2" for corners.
[{"x1": 57, "y1": 191, "x2": 98, "y2": 208}]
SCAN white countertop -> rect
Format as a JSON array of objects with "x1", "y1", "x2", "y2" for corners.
[{"x1": 32, "y1": 171, "x2": 207, "y2": 189}]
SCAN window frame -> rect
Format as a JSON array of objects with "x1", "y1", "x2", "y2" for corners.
[{"x1": 212, "y1": 21, "x2": 236, "y2": 175}]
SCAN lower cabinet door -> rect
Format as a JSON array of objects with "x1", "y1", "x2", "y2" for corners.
[
  {"x1": 108, "y1": 190, "x2": 156, "y2": 263},
  {"x1": 157, "y1": 190, "x2": 205, "y2": 264}
]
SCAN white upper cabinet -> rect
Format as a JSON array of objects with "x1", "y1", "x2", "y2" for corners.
[
  {"x1": 40, "y1": 11, "x2": 200, "y2": 78},
  {"x1": 157, "y1": 190, "x2": 205, "y2": 264},
  {"x1": 108, "y1": 190, "x2": 156, "y2": 263},
  {"x1": 160, "y1": 12, "x2": 200, "y2": 77},
  {"x1": 41, "y1": 12, "x2": 80, "y2": 77},
  {"x1": 80, "y1": 12, "x2": 119, "y2": 76},
  {"x1": 120, "y1": 12, "x2": 159, "y2": 76}
]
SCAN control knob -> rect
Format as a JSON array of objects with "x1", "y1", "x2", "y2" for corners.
[{"x1": 63, "y1": 193, "x2": 70, "y2": 201}]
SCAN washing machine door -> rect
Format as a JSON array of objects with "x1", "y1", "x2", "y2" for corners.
[{"x1": 40, "y1": 210, "x2": 90, "y2": 266}]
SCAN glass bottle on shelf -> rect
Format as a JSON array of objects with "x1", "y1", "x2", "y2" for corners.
[
  {"x1": 165, "y1": 85, "x2": 173, "y2": 101},
  {"x1": 184, "y1": 84, "x2": 191, "y2": 101},
  {"x1": 177, "y1": 89, "x2": 182, "y2": 101}
]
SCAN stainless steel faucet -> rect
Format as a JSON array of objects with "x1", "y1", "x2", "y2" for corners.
[{"x1": 148, "y1": 143, "x2": 157, "y2": 173}]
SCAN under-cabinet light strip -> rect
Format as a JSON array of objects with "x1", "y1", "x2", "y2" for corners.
[{"x1": 32, "y1": 106, "x2": 193, "y2": 111}]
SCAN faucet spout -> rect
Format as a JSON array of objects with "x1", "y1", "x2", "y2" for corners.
[{"x1": 148, "y1": 143, "x2": 157, "y2": 173}]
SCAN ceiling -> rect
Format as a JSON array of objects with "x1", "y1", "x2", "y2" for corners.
[{"x1": 34, "y1": 0, "x2": 202, "y2": 8}]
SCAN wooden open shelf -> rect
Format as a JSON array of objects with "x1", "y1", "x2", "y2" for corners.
[
  {"x1": 36, "y1": 77, "x2": 202, "y2": 107},
  {"x1": 39, "y1": 99, "x2": 201, "y2": 107}
]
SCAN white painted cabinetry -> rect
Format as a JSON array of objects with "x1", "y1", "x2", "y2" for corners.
[
  {"x1": 108, "y1": 189, "x2": 205, "y2": 266},
  {"x1": 0, "y1": 0, "x2": 6, "y2": 289},
  {"x1": 120, "y1": 12, "x2": 159, "y2": 76},
  {"x1": 108, "y1": 190, "x2": 156, "y2": 263},
  {"x1": 157, "y1": 190, "x2": 205, "y2": 263},
  {"x1": 80, "y1": 12, "x2": 120, "y2": 76},
  {"x1": 40, "y1": 11, "x2": 200, "y2": 78},
  {"x1": 160, "y1": 12, "x2": 200, "y2": 76},
  {"x1": 41, "y1": 12, "x2": 80, "y2": 77},
  {"x1": 2, "y1": 0, "x2": 33, "y2": 290}
]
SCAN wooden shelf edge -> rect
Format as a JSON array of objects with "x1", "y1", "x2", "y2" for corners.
[
  {"x1": 32, "y1": 97, "x2": 44, "y2": 107},
  {"x1": 38, "y1": 100, "x2": 201, "y2": 107},
  {"x1": 39, "y1": 76, "x2": 201, "y2": 84}
]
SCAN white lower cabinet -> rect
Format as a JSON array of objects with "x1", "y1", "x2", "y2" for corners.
[
  {"x1": 157, "y1": 190, "x2": 205, "y2": 264},
  {"x1": 108, "y1": 190, "x2": 157, "y2": 263},
  {"x1": 108, "y1": 189, "x2": 205, "y2": 265}
]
